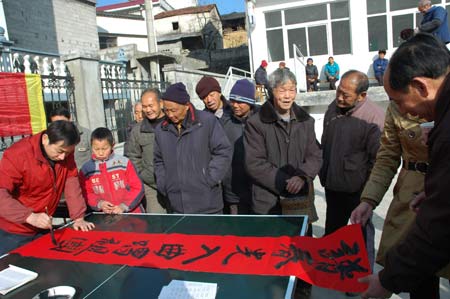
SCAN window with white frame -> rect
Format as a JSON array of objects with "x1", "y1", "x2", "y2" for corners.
[
  {"x1": 367, "y1": 0, "x2": 445, "y2": 51},
  {"x1": 264, "y1": 0, "x2": 351, "y2": 62}
]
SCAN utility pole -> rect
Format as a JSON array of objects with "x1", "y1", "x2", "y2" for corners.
[
  {"x1": 144, "y1": 0, "x2": 160, "y2": 81},
  {"x1": 245, "y1": 0, "x2": 255, "y2": 75}
]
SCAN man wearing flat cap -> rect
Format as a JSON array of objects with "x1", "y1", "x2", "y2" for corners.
[
  {"x1": 195, "y1": 76, "x2": 232, "y2": 121},
  {"x1": 221, "y1": 79, "x2": 260, "y2": 214},
  {"x1": 153, "y1": 83, "x2": 233, "y2": 214}
]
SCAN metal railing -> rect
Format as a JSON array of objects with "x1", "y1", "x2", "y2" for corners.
[
  {"x1": 222, "y1": 66, "x2": 254, "y2": 98},
  {"x1": 100, "y1": 62, "x2": 169, "y2": 143},
  {"x1": 293, "y1": 44, "x2": 307, "y2": 92}
]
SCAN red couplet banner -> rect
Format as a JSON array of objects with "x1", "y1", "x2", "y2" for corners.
[{"x1": 13, "y1": 224, "x2": 370, "y2": 292}]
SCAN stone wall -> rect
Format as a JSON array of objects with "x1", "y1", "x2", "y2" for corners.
[
  {"x1": 188, "y1": 45, "x2": 250, "y2": 74},
  {"x1": 297, "y1": 85, "x2": 389, "y2": 114}
]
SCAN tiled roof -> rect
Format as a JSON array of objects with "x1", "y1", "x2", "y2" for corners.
[{"x1": 154, "y1": 4, "x2": 217, "y2": 20}]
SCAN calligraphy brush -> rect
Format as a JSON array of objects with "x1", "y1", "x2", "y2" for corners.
[{"x1": 45, "y1": 206, "x2": 59, "y2": 246}]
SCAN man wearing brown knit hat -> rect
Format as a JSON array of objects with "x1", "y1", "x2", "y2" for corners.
[
  {"x1": 154, "y1": 82, "x2": 232, "y2": 214},
  {"x1": 195, "y1": 76, "x2": 231, "y2": 120}
]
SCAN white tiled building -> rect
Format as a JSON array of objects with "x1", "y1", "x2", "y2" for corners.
[{"x1": 247, "y1": 0, "x2": 450, "y2": 90}]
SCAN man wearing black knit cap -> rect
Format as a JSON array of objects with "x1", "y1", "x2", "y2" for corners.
[
  {"x1": 153, "y1": 82, "x2": 233, "y2": 214},
  {"x1": 195, "y1": 76, "x2": 231, "y2": 120}
]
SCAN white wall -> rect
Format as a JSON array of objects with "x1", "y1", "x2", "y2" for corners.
[
  {"x1": 249, "y1": 0, "x2": 391, "y2": 89},
  {"x1": 155, "y1": 11, "x2": 221, "y2": 37},
  {"x1": 165, "y1": 0, "x2": 198, "y2": 9},
  {"x1": 97, "y1": 16, "x2": 147, "y2": 36},
  {"x1": 97, "y1": 14, "x2": 149, "y2": 52},
  {"x1": 98, "y1": 6, "x2": 222, "y2": 53},
  {"x1": 117, "y1": 37, "x2": 149, "y2": 52}
]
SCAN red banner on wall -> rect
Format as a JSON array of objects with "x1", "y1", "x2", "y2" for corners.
[
  {"x1": 13, "y1": 224, "x2": 369, "y2": 292},
  {"x1": 0, "y1": 72, "x2": 46, "y2": 137}
]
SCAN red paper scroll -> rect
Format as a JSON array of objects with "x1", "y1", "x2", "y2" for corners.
[{"x1": 13, "y1": 224, "x2": 369, "y2": 292}]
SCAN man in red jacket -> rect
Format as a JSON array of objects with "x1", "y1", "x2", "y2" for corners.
[{"x1": 0, "y1": 120, "x2": 95, "y2": 255}]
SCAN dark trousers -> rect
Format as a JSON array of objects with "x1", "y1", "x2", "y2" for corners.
[
  {"x1": 0, "y1": 229, "x2": 43, "y2": 255},
  {"x1": 410, "y1": 275, "x2": 440, "y2": 299},
  {"x1": 376, "y1": 74, "x2": 384, "y2": 86},
  {"x1": 327, "y1": 77, "x2": 337, "y2": 90},
  {"x1": 324, "y1": 189, "x2": 362, "y2": 235},
  {"x1": 306, "y1": 79, "x2": 318, "y2": 91},
  {"x1": 294, "y1": 225, "x2": 313, "y2": 297},
  {"x1": 324, "y1": 189, "x2": 375, "y2": 268}
]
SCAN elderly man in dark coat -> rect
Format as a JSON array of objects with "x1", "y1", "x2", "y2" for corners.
[
  {"x1": 154, "y1": 83, "x2": 232, "y2": 214},
  {"x1": 195, "y1": 76, "x2": 231, "y2": 121},
  {"x1": 244, "y1": 68, "x2": 322, "y2": 299}
]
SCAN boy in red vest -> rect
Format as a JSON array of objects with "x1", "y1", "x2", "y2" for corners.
[{"x1": 79, "y1": 127, "x2": 144, "y2": 214}]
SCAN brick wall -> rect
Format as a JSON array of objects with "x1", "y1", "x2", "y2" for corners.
[{"x1": 3, "y1": 0, "x2": 99, "y2": 55}]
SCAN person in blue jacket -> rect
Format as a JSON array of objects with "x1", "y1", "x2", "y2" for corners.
[
  {"x1": 373, "y1": 50, "x2": 388, "y2": 86},
  {"x1": 324, "y1": 56, "x2": 340, "y2": 90},
  {"x1": 418, "y1": 0, "x2": 450, "y2": 44}
]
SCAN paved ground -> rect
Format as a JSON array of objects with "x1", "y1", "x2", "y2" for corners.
[
  {"x1": 114, "y1": 141, "x2": 450, "y2": 298},
  {"x1": 310, "y1": 177, "x2": 450, "y2": 299}
]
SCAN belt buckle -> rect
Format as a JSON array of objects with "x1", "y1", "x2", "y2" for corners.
[{"x1": 415, "y1": 162, "x2": 428, "y2": 174}]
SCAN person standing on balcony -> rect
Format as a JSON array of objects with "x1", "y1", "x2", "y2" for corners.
[
  {"x1": 255, "y1": 60, "x2": 269, "y2": 102},
  {"x1": 254, "y1": 60, "x2": 269, "y2": 90},
  {"x1": 418, "y1": 0, "x2": 450, "y2": 45}
]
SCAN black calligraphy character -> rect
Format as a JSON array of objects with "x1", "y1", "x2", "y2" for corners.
[
  {"x1": 315, "y1": 258, "x2": 368, "y2": 280},
  {"x1": 50, "y1": 237, "x2": 88, "y2": 253},
  {"x1": 318, "y1": 241, "x2": 359, "y2": 259},
  {"x1": 154, "y1": 244, "x2": 186, "y2": 260},
  {"x1": 335, "y1": 258, "x2": 368, "y2": 279},
  {"x1": 272, "y1": 244, "x2": 313, "y2": 269},
  {"x1": 182, "y1": 244, "x2": 221, "y2": 264},
  {"x1": 74, "y1": 241, "x2": 111, "y2": 256},
  {"x1": 222, "y1": 245, "x2": 266, "y2": 265},
  {"x1": 315, "y1": 241, "x2": 368, "y2": 280},
  {"x1": 113, "y1": 240, "x2": 150, "y2": 259},
  {"x1": 133, "y1": 241, "x2": 148, "y2": 246},
  {"x1": 96, "y1": 238, "x2": 121, "y2": 246}
]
